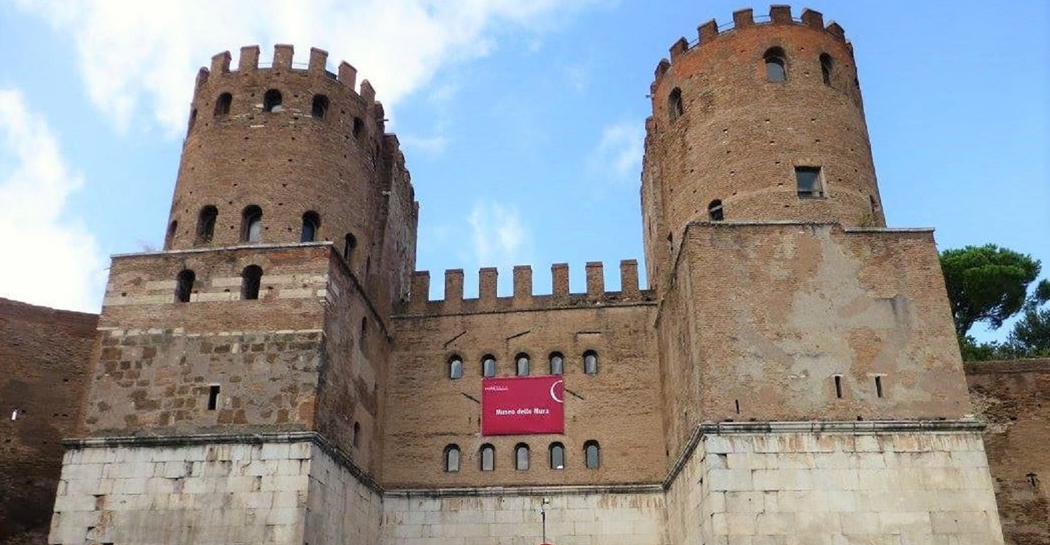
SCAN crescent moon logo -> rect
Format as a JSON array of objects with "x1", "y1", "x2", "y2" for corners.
[{"x1": 550, "y1": 380, "x2": 564, "y2": 404}]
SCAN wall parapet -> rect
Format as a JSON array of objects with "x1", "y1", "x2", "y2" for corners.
[
  {"x1": 401, "y1": 259, "x2": 654, "y2": 316},
  {"x1": 964, "y1": 358, "x2": 1050, "y2": 375}
]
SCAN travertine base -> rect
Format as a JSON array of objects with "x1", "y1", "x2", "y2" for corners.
[
  {"x1": 48, "y1": 434, "x2": 380, "y2": 545},
  {"x1": 665, "y1": 422, "x2": 1004, "y2": 545}
]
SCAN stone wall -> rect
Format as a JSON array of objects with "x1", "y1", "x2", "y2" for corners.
[
  {"x1": 0, "y1": 298, "x2": 97, "y2": 545},
  {"x1": 382, "y1": 489, "x2": 666, "y2": 545},
  {"x1": 966, "y1": 359, "x2": 1050, "y2": 545},
  {"x1": 665, "y1": 423, "x2": 1004, "y2": 544}
]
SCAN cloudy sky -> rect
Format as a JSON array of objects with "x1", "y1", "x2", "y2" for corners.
[{"x1": 0, "y1": 0, "x2": 1046, "y2": 341}]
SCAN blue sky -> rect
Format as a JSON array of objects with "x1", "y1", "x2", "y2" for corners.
[{"x1": 0, "y1": 0, "x2": 1046, "y2": 342}]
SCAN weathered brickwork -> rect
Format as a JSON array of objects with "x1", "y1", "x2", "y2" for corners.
[
  {"x1": 0, "y1": 299, "x2": 96, "y2": 545},
  {"x1": 966, "y1": 359, "x2": 1050, "y2": 545}
]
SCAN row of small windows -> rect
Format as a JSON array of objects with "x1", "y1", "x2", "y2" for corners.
[
  {"x1": 443, "y1": 441, "x2": 600, "y2": 472},
  {"x1": 213, "y1": 89, "x2": 361, "y2": 134},
  {"x1": 175, "y1": 265, "x2": 262, "y2": 302},
  {"x1": 668, "y1": 50, "x2": 836, "y2": 121},
  {"x1": 448, "y1": 351, "x2": 598, "y2": 379},
  {"x1": 700, "y1": 167, "x2": 826, "y2": 222},
  {"x1": 176, "y1": 206, "x2": 358, "y2": 261}
]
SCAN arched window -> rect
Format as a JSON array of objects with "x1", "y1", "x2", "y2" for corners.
[
  {"x1": 549, "y1": 352, "x2": 564, "y2": 375},
  {"x1": 165, "y1": 220, "x2": 178, "y2": 248},
  {"x1": 764, "y1": 47, "x2": 787, "y2": 82},
  {"x1": 549, "y1": 442, "x2": 565, "y2": 470},
  {"x1": 444, "y1": 444, "x2": 461, "y2": 472},
  {"x1": 311, "y1": 94, "x2": 329, "y2": 119},
  {"x1": 480, "y1": 444, "x2": 495, "y2": 471},
  {"x1": 352, "y1": 422, "x2": 361, "y2": 448},
  {"x1": 241, "y1": 265, "x2": 262, "y2": 300},
  {"x1": 263, "y1": 89, "x2": 283, "y2": 112},
  {"x1": 820, "y1": 53, "x2": 833, "y2": 86},
  {"x1": 708, "y1": 200, "x2": 724, "y2": 221},
  {"x1": 174, "y1": 270, "x2": 195, "y2": 303},
  {"x1": 583, "y1": 350, "x2": 599, "y2": 375},
  {"x1": 482, "y1": 355, "x2": 496, "y2": 377},
  {"x1": 214, "y1": 92, "x2": 232, "y2": 116},
  {"x1": 241, "y1": 205, "x2": 262, "y2": 243},
  {"x1": 196, "y1": 205, "x2": 218, "y2": 244},
  {"x1": 343, "y1": 233, "x2": 357, "y2": 262},
  {"x1": 584, "y1": 440, "x2": 600, "y2": 469},
  {"x1": 515, "y1": 443, "x2": 530, "y2": 470},
  {"x1": 353, "y1": 117, "x2": 364, "y2": 138},
  {"x1": 300, "y1": 211, "x2": 320, "y2": 242},
  {"x1": 668, "y1": 88, "x2": 684, "y2": 121},
  {"x1": 448, "y1": 355, "x2": 463, "y2": 380},
  {"x1": 516, "y1": 353, "x2": 530, "y2": 376}
]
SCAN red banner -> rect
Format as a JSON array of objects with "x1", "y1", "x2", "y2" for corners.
[{"x1": 481, "y1": 376, "x2": 564, "y2": 436}]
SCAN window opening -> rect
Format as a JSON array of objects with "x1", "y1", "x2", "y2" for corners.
[
  {"x1": 241, "y1": 205, "x2": 262, "y2": 242},
  {"x1": 549, "y1": 443, "x2": 565, "y2": 470},
  {"x1": 449, "y1": 356, "x2": 463, "y2": 380},
  {"x1": 482, "y1": 355, "x2": 496, "y2": 377},
  {"x1": 301, "y1": 211, "x2": 320, "y2": 242},
  {"x1": 764, "y1": 47, "x2": 787, "y2": 82},
  {"x1": 444, "y1": 445, "x2": 460, "y2": 472},
  {"x1": 515, "y1": 443, "x2": 530, "y2": 470},
  {"x1": 166, "y1": 220, "x2": 178, "y2": 248},
  {"x1": 875, "y1": 376, "x2": 884, "y2": 398},
  {"x1": 516, "y1": 353, "x2": 530, "y2": 376},
  {"x1": 708, "y1": 199, "x2": 724, "y2": 221},
  {"x1": 263, "y1": 89, "x2": 283, "y2": 112},
  {"x1": 175, "y1": 270, "x2": 195, "y2": 303},
  {"x1": 795, "y1": 166, "x2": 824, "y2": 198},
  {"x1": 834, "y1": 375, "x2": 843, "y2": 399},
  {"x1": 214, "y1": 92, "x2": 232, "y2": 116},
  {"x1": 311, "y1": 94, "x2": 329, "y2": 119},
  {"x1": 241, "y1": 265, "x2": 262, "y2": 300},
  {"x1": 734, "y1": 399, "x2": 740, "y2": 414},
  {"x1": 352, "y1": 422, "x2": 361, "y2": 447},
  {"x1": 10, "y1": 409, "x2": 20, "y2": 421},
  {"x1": 583, "y1": 350, "x2": 598, "y2": 375},
  {"x1": 196, "y1": 205, "x2": 218, "y2": 244},
  {"x1": 187, "y1": 108, "x2": 197, "y2": 133},
  {"x1": 869, "y1": 195, "x2": 879, "y2": 215},
  {"x1": 549, "y1": 352, "x2": 564, "y2": 375},
  {"x1": 820, "y1": 54, "x2": 833, "y2": 86},
  {"x1": 480, "y1": 444, "x2": 495, "y2": 471},
  {"x1": 343, "y1": 234, "x2": 357, "y2": 264},
  {"x1": 584, "y1": 441, "x2": 600, "y2": 469},
  {"x1": 359, "y1": 318, "x2": 368, "y2": 352},
  {"x1": 353, "y1": 117, "x2": 364, "y2": 138},
  {"x1": 207, "y1": 385, "x2": 220, "y2": 410},
  {"x1": 668, "y1": 88, "x2": 684, "y2": 121}
]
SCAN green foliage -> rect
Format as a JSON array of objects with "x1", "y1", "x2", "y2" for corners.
[
  {"x1": 1006, "y1": 306, "x2": 1050, "y2": 357},
  {"x1": 939, "y1": 244, "x2": 1041, "y2": 337}
]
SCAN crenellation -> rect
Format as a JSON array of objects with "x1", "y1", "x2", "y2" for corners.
[
  {"x1": 800, "y1": 7, "x2": 823, "y2": 29},
  {"x1": 733, "y1": 8, "x2": 755, "y2": 28},
  {"x1": 698, "y1": 19, "x2": 719, "y2": 44},
  {"x1": 769, "y1": 4, "x2": 793, "y2": 24},
  {"x1": 210, "y1": 51, "x2": 231, "y2": 74},
  {"x1": 272, "y1": 44, "x2": 294, "y2": 69},
  {"x1": 338, "y1": 60, "x2": 357, "y2": 88},
  {"x1": 238, "y1": 45, "x2": 260, "y2": 71},
  {"x1": 308, "y1": 47, "x2": 328, "y2": 74},
  {"x1": 512, "y1": 265, "x2": 532, "y2": 303},
  {"x1": 479, "y1": 267, "x2": 498, "y2": 302},
  {"x1": 669, "y1": 37, "x2": 689, "y2": 60},
  {"x1": 586, "y1": 261, "x2": 605, "y2": 299},
  {"x1": 620, "y1": 259, "x2": 640, "y2": 299},
  {"x1": 552, "y1": 262, "x2": 570, "y2": 299}
]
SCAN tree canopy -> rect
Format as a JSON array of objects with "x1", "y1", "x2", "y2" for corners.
[{"x1": 939, "y1": 244, "x2": 1041, "y2": 337}]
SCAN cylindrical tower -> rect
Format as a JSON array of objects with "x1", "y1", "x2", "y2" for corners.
[
  {"x1": 641, "y1": 6, "x2": 885, "y2": 289},
  {"x1": 165, "y1": 45, "x2": 391, "y2": 272}
]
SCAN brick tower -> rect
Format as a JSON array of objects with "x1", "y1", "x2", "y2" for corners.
[{"x1": 48, "y1": 45, "x2": 415, "y2": 544}]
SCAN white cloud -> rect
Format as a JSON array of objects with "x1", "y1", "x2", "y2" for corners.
[
  {"x1": 467, "y1": 200, "x2": 532, "y2": 270},
  {"x1": 13, "y1": 0, "x2": 604, "y2": 137},
  {"x1": 0, "y1": 88, "x2": 105, "y2": 312},
  {"x1": 400, "y1": 134, "x2": 449, "y2": 156},
  {"x1": 588, "y1": 120, "x2": 644, "y2": 181}
]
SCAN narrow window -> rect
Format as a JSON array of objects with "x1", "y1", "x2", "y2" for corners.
[
  {"x1": 444, "y1": 445, "x2": 461, "y2": 472},
  {"x1": 516, "y1": 353, "x2": 530, "y2": 377},
  {"x1": 482, "y1": 355, "x2": 496, "y2": 377},
  {"x1": 583, "y1": 350, "x2": 598, "y2": 375},
  {"x1": 549, "y1": 443, "x2": 565, "y2": 470},
  {"x1": 549, "y1": 352, "x2": 564, "y2": 375},
  {"x1": 174, "y1": 270, "x2": 195, "y2": 303},
  {"x1": 834, "y1": 375, "x2": 843, "y2": 399},
  {"x1": 515, "y1": 443, "x2": 530, "y2": 471},
  {"x1": 795, "y1": 166, "x2": 824, "y2": 198},
  {"x1": 584, "y1": 440, "x2": 600, "y2": 469},
  {"x1": 820, "y1": 54, "x2": 833, "y2": 86},
  {"x1": 300, "y1": 211, "x2": 320, "y2": 242},
  {"x1": 708, "y1": 199, "x2": 724, "y2": 221},
  {"x1": 196, "y1": 205, "x2": 218, "y2": 244},
  {"x1": 343, "y1": 234, "x2": 357, "y2": 264},
  {"x1": 10, "y1": 409, "x2": 20, "y2": 421},
  {"x1": 187, "y1": 108, "x2": 197, "y2": 133},
  {"x1": 449, "y1": 355, "x2": 463, "y2": 380},
  {"x1": 764, "y1": 47, "x2": 787, "y2": 82},
  {"x1": 359, "y1": 318, "x2": 368, "y2": 352},
  {"x1": 353, "y1": 117, "x2": 364, "y2": 138},
  {"x1": 735, "y1": 399, "x2": 741, "y2": 414},
  {"x1": 263, "y1": 89, "x2": 283, "y2": 112},
  {"x1": 311, "y1": 94, "x2": 329, "y2": 119},
  {"x1": 165, "y1": 220, "x2": 178, "y2": 248},
  {"x1": 241, "y1": 265, "x2": 262, "y2": 300},
  {"x1": 480, "y1": 444, "x2": 495, "y2": 471},
  {"x1": 875, "y1": 376, "x2": 884, "y2": 398},
  {"x1": 214, "y1": 92, "x2": 232, "y2": 116},
  {"x1": 207, "y1": 385, "x2": 220, "y2": 410},
  {"x1": 869, "y1": 195, "x2": 879, "y2": 215},
  {"x1": 241, "y1": 205, "x2": 263, "y2": 242},
  {"x1": 352, "y1": 422, "x2": 361, "y2": 447},
  {"x1": 668, "y1": 88, "x2": 684, "y2": 121}
]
